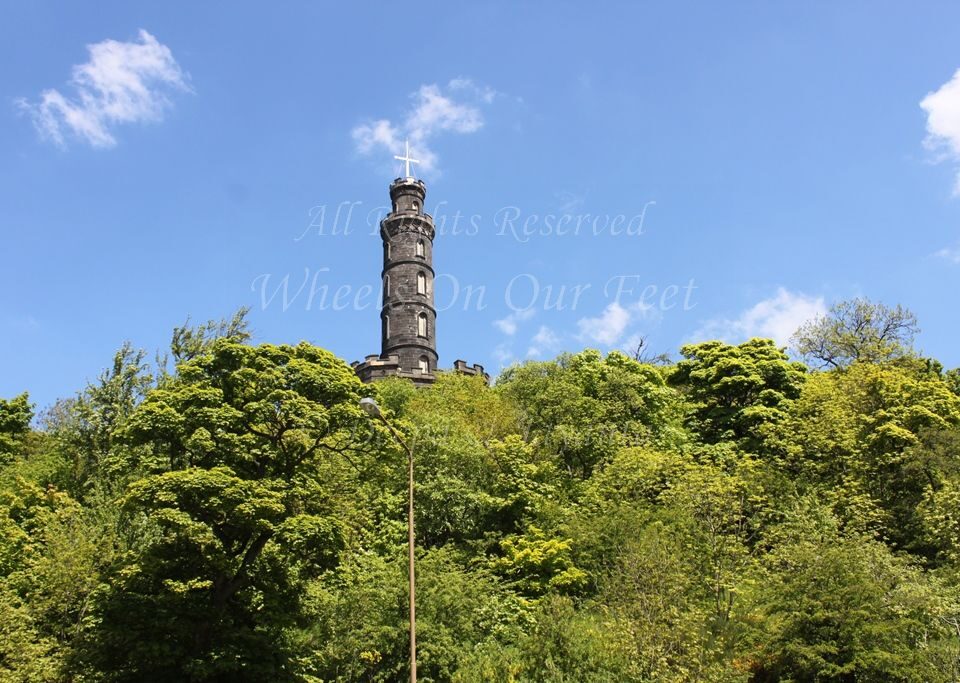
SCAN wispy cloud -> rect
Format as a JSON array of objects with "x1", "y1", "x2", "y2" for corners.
[
  {"x1": 555, "y1": 190, "x2": 586, "y2": 214},
  {"x1": 690, "y1": 288, "x2": 825, "y2": 347},
  {"x1": 492, "y1": 342, "x2": 515, "y2": 368},
  {"x1": 577, "y1": 302, "x2": 631, "y2": 345},
  {"x1": 936, "y1": 245, "x2": 960, "y2": 264},
  {"x1": 17, "y1": 30, "x2": 189, "y2": 148},
  {"x1": 5, "y1": 315, "x2": 40, "y2": 332},
  {"x1": 352, "y1": 78, "x2": 496, "y2": 174},
  {"x1": 494, "y1": 307, "x2": 535, "y2": 336},
  {"x1": 527, "y1": 325, "x2": 561, "y2": 358},
  {"x1": 920, "y1": 67, "x2": 960, "y2": 195},
  {"x1": 576, "y1": 300, "x2": 653, "y2": 347}
]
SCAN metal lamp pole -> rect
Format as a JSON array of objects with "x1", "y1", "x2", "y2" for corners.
[{"x1": 360, "y1": 398, "x2": 416, "y2": 683}]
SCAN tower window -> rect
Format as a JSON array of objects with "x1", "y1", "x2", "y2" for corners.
[
  {"x1": 384, "y1": 274, "x2": 390, "y2": 298},
  {"x1": 416, "y1": 239, "x2": 425, "y2": 258},
  {"x1": 418, "y1": 356, "x2": 429, "y2": 373},
  {"x1": 418, "y1": 312, "x2": 428, "y2": 337},
  {"x1": 384, "y1": 315, "x2": 390, "y2": 338},
  {"x1": 417, "y1": 271, "x2": 426, "y2": 295},
  {"x1": 412, "y1": 201, "x2": 419, "y2": 213},
  {"x1": 384, "y1": 242, "x2": 390, "y2": 260}
]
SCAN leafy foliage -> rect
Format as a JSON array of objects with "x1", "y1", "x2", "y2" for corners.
[
  {"x1": 0, "y1": 304, "x2": 958, "y2": 681},
  {"x1": 0, "y1": 394, "x2": 32, "y2": 463},
  {"x1": 670, "y1": 338, "x2": 807, "y2": 453},
  {"x1": 748, "y1": 502, "x2": 954, "y2": 682},
  {"x1": 792, "y1": 297, "x2": 920, "y2": 369},
  {"x1": 499, "y1": 349, "x2": 685, "y2": 477}
]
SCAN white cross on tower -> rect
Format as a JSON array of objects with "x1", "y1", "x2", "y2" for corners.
[{"x1": 394, "y1": 139, "x2": 420, "y2": 178}]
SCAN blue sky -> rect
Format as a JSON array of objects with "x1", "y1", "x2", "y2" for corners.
[{"x1": 3, "y1": 2, "x2": 960, "y2": 410}]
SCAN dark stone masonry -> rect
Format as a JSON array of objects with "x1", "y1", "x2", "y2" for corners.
[{"x1": 353, "y1": 175, "x2": 488, "y2": 387}]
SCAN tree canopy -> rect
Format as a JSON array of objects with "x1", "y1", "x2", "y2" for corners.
[
  {"x1": 1, "y1": 303, "x2": 958, "y2": 681},
  {"x1": 791, "y1": 297, "x2": 920, "y2": 369}
]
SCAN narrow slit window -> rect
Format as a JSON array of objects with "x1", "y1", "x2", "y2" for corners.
[
  {"x1": 416, "y1": 239, "x2": 425, "y2": 258},
  {"x1": 419, "y1": 356, "x2": 429, "y2": 373},
  {"x1": 417, "y1": 271, "x2": 426, "y2": 295},
  {"x1": 418, "y1": 312, "x2": 427, "y2": 337}
]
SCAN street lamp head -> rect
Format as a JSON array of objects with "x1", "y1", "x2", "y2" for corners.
[{"x1": 359, "y1": 397, "x2": 382, "y2": 418}]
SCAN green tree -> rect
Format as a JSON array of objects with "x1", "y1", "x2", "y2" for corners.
[
  {"x1": 41, "y1": 343, "x2": 153, "y2": 497},
  {"x1": 0, "y1": 477, "x2": 124, "y2": 681},
  {"x1": 489, "y1": 525, "x2": 588, "y2": 597},
  {"x1": 791, "y1": 298, "x2": 919, "y2": 369},
  {"x1": 945, "y1": 368, "x2": 960, "y2": 397},
  {"x1": 583, "y1": 504, "x2": 748, "y2": 682},
  {"x1": 3, "y1": 304, "x2": 959, "y2": 682},
  {"x1": 749, "y1": 502, "x2": 952, "y2": 682},
  {"x1": 669, "y1": 339, "x2": 806, "y2": 453},
  {"x1": 361, "y1": 374, "x2": 553, "y2": 549},
  {"x1": 499, "y1": 350, "x2": 685, "y2": 478},
  {"x1": 160, "y1": 306, "x2": 252, "y2": 373},
  {"x1": 778, "y1": 363, "x2": 960, "y2": 555},
  {"x1": 305, "y1": 546, "x2": 524, "y2": 682},
  {"x1": 0, "y1": 394, "x2": 33, "y2": 462},
  {"x1": 81, "y1": 340, "x2": 370, "y2": 681},
  {"x1": 455, "y1": 595, "x2": 640, "y2": 683}
]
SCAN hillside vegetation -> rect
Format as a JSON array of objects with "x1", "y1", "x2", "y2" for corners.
[{"x1": 1, "y1": 301, "x2": 959, "y2": 682}]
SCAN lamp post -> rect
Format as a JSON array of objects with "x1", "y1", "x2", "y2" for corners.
[{"x1": 360, "y1": 397, "x2": 417, "y2": 683}]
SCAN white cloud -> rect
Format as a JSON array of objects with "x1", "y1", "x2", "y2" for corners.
[
  {"x1": 936, "y1": 245, "x2": 960, "y2": 264},
  {"x1": 448, "y1": 77, "x2": 497, "y2": 103},
  {"x1": 691, "y1": 288, "x2": 826, "y2": 346},
  {"x1": 921, "y1": 68, "x2": 960, "y2": 195},
  {"x1": 18, "y1": 29, "x2": 190, "y2": 147},
  {"x1": 492, "y1": 343, "x2": 515, "y2": 367},
  {"x1": 352, "y1": 119, "x2": 399, "y2": 155},
  {"x1": 577, "y1": 302, "x2": 632, "y2": 346},
  {"x1": 352, "y1": 79, "x2": 495, "y2": 174},
  {"x1": 576, "y1": 300, "x2": 654, "y2": 347},
  {"x1": 18, "y1": 30, "x2": 189, "y2": 148},
  {"x1": 527, "y1": 325, "x2": 561, "y2": 358},
  {"x1": 693, "y1": 287, "x2": 827, "y2": 346},
  {"x1": 494, "y1": 307, "x2": 535, "y2": 336}
]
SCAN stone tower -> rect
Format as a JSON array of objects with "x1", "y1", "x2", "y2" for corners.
[
  {"x1": 381, "y1": 177, "x2": 438, "y2": 375},
  {"x1": 353, "y1": 168, "x2": 489, "y2": 387}
]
